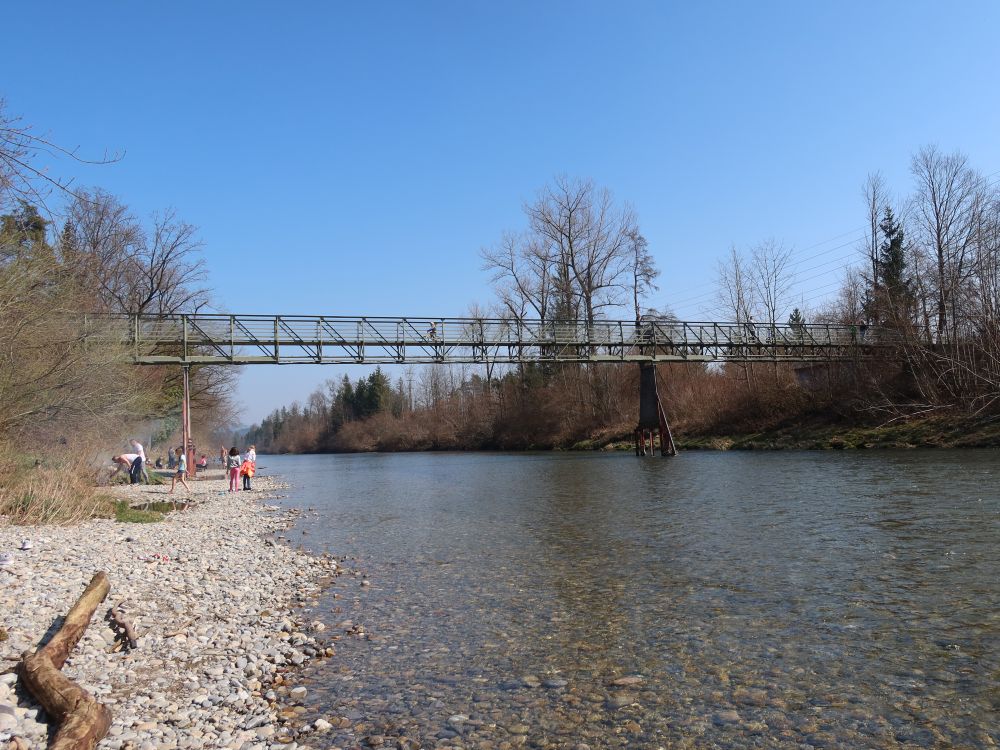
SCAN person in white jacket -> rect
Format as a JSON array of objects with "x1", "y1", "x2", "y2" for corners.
[{"x1": 129, "y1": 439, "x2": 150, "y2": 482}]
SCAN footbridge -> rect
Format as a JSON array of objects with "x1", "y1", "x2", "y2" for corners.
[
  {"x1": 103, "y1": 313, "x2": 897, "y2": 459},
  {"x1": 106, "y1": 313, "x2": 895, "y2": 366}
]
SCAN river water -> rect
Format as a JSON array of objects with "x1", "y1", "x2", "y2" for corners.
[{"x1": 263, "y1": 451, "x2": 999, "y2": 749}]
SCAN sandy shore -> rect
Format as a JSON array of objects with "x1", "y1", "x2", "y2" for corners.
[{"x1": 0, "y1": 473, "x2": 337, "y2": 750}]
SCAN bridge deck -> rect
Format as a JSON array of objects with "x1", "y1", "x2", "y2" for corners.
[{"x1": 93, "y1": 314, "x2": 898, "y2": 365}]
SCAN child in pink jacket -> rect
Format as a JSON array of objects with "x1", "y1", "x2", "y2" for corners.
[{"x1": 226, "y1": 447, "x2": 242, "y2": 492}]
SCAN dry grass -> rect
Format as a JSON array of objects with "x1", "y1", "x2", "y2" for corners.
[{"x1": 0, "y1": 453, "x2": 114, "y2": 525}]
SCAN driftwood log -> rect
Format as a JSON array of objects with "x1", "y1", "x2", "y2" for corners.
[{"x1": 19, "y1": 572, "x2": 113, "y2": 750}]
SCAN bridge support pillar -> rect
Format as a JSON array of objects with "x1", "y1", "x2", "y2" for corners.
[
  {"x1": 181, "y1": 366, "x2": 196, "y2": 477},
  {"x1": 635, "y1": 363, "x2": 676, "y2": 457}
]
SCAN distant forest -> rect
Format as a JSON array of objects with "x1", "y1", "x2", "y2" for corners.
[{"x1": 246, "y1": 153, "x2": 1000, "y2": 453}]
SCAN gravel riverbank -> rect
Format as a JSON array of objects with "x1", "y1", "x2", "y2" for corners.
[{"x1": 0, "y1": 473, "x2": 338, "y2": 750}]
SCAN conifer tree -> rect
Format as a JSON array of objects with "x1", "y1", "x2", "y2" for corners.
[
  {"x1": 787, "y1": 307, "x2": 806, "y2": 332},
  {"x1": 871, "y1": 207, "x2": 914, "y2": 327}
]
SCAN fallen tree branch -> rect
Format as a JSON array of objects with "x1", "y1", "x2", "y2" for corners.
[
  {"x1": 105, "y1": 602, "x2": 138, "y2": 650},
  {"x1": 19, "y1": 572, "x2": 113, "y2": 750}
]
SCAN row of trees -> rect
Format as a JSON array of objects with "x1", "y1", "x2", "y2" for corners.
[
  {"x1": 244, "y1": 369, "x2": 406, "y2": 452},
  {"x1": 837, "y1": 147, "x2": 1000, "y2": 412},
  {"x1": 248, "y1": 147, "x2": 1000, "y2": 454},
  {"x1": 1, "y1": 99, "x2": 229, "y2": 520}
]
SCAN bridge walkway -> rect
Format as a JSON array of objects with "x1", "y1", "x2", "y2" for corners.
[{"x1": 93, "y1": 314, "x2": 897, "y2": 365}]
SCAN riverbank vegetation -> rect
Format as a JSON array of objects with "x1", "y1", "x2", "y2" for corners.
[
  {"x1": 247, "y1": 153, "x2": 1000, "y2": 454},
  {"x1": 0, "y1": 99, "x2": 232, "y2": 522}
]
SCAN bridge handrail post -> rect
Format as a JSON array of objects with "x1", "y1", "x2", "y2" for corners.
[
  {"x1": 230, "y1": 315, "x2": 235, "y2": 361},
  {"x1": 274, "y1": 316, "x2": 280, "y2": 362},
  {"x1": 182, "y1": 314, "x2": 188, "y2": 363}
]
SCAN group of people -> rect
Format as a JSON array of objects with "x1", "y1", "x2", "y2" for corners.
[
  {"x1": 112, "y1": 440, "x2": 194, "y2": 493},
  {"x1": 225, "y1": 445, "x2": 256, "y2": 492},
  {"x1": 112, "y1": 440, "x2": 257, "y2": 495}
]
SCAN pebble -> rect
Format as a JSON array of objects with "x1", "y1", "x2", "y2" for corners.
[{"x1": 0, "y1": 474, "x2": 334, "y2": 750}]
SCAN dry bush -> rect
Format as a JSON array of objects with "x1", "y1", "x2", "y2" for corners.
[
  {"x1": 0, "y1": 257, "x2": 151, "y2": 523},
  {"x1": 0, "y1": 448, "x2": 114, "y2": 525}
]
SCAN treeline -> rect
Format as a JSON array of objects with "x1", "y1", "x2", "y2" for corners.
[
  {"x1": 0, "y1": 99, "x2": 230, "y2": 521},
  {"x1": 245, "y1": 360, "x2": 828, "y2": 454},
  {"x1": 249, "y1": 150, "x2": 1000, "y2": 454},
  {"x1": 245, "y1": 370, "x2": 407, "y2": 452}
]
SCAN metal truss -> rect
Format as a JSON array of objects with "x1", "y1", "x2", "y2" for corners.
[{"x1": 86, "y1": 314, "x2": 902, "y2": 365}]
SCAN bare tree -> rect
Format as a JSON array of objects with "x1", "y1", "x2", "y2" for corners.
[
  {"x1": 715, "y1": 244, "x2": 757, "y2": 390},
  {"x1": 911, "y1": 146, "x2": 984, "y2": 341},
  {"x1": 834, "y1": 267, "x2": 867, "y2": 325},
  {"x1": 60, "y1": 188, "x2": 142, "y2": 308},
  {"x1": 860, "y1": 172, "x2": 887, "y2": 319},
  {"x1": 481, "y1": 231, "x2": 552, "y2": 321},
  {"x1": 0, "y1": 98, "x2": 120, "y2": 212},
  {"x1": 483, "y1": 176, "x2": 653, "y2": 330},
  {"x1": 715, "y1": 244, "x2": 753, "y2": 324},
  {"x1": 749, "y1": 239, "x2": 794, "y2": 328},
  {"x1": 62, "y1": 191, "x2": 209, "y2": 314},
  {"x1": 523, "y1": 176, "x2": 640, "y2": 324},
  {"x1": 627, "y1": 229, "x2": 658, "y2": 322}
]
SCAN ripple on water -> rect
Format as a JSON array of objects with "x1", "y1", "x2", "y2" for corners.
[{"x1": 266, "y1": 450, "x2": 1000, "y2": 749}]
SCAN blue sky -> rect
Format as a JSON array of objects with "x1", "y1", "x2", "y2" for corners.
[{"x1": 4, "y1": 1, "x2": 999, "y2": 423}]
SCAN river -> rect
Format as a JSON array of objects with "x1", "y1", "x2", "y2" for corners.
[{"x1": 262, "y1": 450, "x2": 999, "y2": 749}]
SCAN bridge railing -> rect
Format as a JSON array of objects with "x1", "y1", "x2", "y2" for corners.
[{"x1": 91, "y1": 313, "x2": 906, "y2": 364}]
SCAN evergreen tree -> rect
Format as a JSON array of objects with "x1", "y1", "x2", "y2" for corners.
[
  {"x1": 787, "y1": 308, "x2": 806, "y2": 337},
  {"x1": 867, "y1": 207, "x2": 914, "y2": 327},
  {"x1": 0, "y1": 201, "x2": 51, "y2": 262}
]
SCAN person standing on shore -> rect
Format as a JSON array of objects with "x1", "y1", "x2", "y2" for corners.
[
  {"x1": 169, "y1": 447, "x2": 191, "y2": 494},
  {"x1": 227, "y1": 446, "x2": 242, "y2": 492},
  {"x1": 240, "y1": 456, "x2": 254, "y2": 490},
  {"x1": 130, "y1": 439, "x2": 150, "y2": 483},
  {"x1": 219, "y1": 445, "x2": 226, "y2": 466},
  {"x1": 241, "y1": 444, "x2": 257, "y2": 491}
]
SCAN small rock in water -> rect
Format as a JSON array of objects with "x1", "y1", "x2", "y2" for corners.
[
  {"x1": 713, "y1": 710, "x2": 741, "y2": 725},
  {"x1": 289, "y1": 686, "x2": 307, "y2": 701},
  {"x1": 611, "y1": 675, "x2": 644, "y2": 686},
  {"x1": 607, "y1": 694, "x2": 635, "y2": 709}
]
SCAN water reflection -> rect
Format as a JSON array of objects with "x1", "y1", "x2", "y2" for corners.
[{"x1": 266, "y1": 450, "x2": 999, "y2": 749}]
